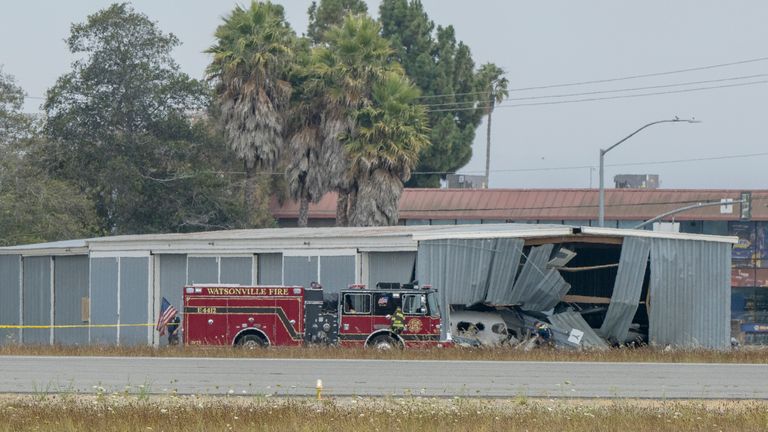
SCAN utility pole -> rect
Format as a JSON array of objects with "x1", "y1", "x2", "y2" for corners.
[{"x1": 484, "y1": 90, "x2": 494, "y2": 189}]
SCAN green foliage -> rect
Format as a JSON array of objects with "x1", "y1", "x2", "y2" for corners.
[
  {"x1": 207, "y1": 1, "x2": 296, "y2": 227},
  {"x1": 307, "y1": 0, "x2": 368, "y2": 44},
  {"x1": 0, "y1": 70, "x2": 99, "y2": 245},
  {"x1": 379, "y1": 0, "x2": 507, "y2": 187},
  {"x1": 42, "y1": 3, "x2": 243, "y2": 234},
  {"x1": 0, "y1": 67, "x2": 29, "y2": 144}
]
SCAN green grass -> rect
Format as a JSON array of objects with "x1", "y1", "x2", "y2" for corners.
[
  {"x1": 0, "y1": 344, "x2": 767, "y2": 363},
  {"x1": 0, "y1": 396, "x2": 766, "y2": 432}
]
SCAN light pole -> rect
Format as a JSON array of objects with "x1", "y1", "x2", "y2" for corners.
[{"x1": 598, "y1": 118, "x2": 699, "y2": 227}]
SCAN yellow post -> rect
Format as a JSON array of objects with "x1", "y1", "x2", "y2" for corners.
[{"x1": 316, "y1": 379, "x2": 323, "y2": 400}]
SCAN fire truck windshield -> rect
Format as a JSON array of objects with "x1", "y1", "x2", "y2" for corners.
[{"x1": 427, "y1": 292, "x2": 440, "y2": 317}]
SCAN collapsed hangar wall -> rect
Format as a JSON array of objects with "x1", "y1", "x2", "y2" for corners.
[{"x1": 416, "y1": 235, "x2": 732, "y2": 349}]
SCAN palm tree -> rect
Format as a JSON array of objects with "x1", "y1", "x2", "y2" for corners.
[
  {"x1": 285, "y1": 39, "x2": 328, "y2": 227},
  {"x1": 345, "y1": 72, "x2": 430, "y2": 226},
  {"x1": 314, "y1": 15, "x2": 398, "y2": 226},
  {"x1": 206, "y1": 1, "x2": 295, "y2": 225},
  {"x1": 477, "y1": 64, "x2": 509, "y2": 188}
]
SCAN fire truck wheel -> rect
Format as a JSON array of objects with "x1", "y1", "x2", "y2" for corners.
[
  {"x1": 369, "y1": 334, "x2": 401, "y2": 350},
  {"x1": 238, "y1": 334, "x2": 268, "y2": 349}
]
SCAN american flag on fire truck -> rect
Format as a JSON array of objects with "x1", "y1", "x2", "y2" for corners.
[{"x1": 156, "y1": 297, "x2": 177, "y2": 336}]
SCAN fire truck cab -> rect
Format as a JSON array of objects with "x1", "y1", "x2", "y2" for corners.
[
  {"x1": 336, "y1": 282, "x2": 442, "y2": 349},
  {"x1": 182, "y1": 282, "x2": 444, "y2": 349}
]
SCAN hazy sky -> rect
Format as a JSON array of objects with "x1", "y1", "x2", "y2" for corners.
[{"x1": 2, "y1": 1, "x2": 767, "y2": 190}]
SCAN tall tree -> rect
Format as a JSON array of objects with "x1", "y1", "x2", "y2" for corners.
[
  {"x1": 346, "y1": 72, "x2": 429, "y2": 226},
  {"x1": 379, "y1": 0, "x2": 506, "y2": 187},
  {"x1": 314, "y1": 15, "x2": 399, "y2": 226},
  {"x1": 285, "y1": 37, "x2": 328, "y2": 227},
  {"x1": 0, "y1": 68, "x2": 99, "y2": 245},
  {"x1": 207, "y1": 1, "x2": 296, "y2": 227},
  {"x1": 306, "y1": 0, "x2": 368, "y2": 44},
  {"x1": 42, "y1": 3, "x2": 217, "y2": 234},
  {"x1": 476, "y1": 63, "x2": 509, "y2": 188}
]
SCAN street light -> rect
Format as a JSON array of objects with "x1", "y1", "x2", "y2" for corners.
[{"x1": 598, "y1": 118, "x2": 699, "y2": 227}]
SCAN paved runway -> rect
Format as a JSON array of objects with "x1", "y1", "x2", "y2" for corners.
[{"x1": 1, "y1": 356, "x2": 766, "y2": 399}]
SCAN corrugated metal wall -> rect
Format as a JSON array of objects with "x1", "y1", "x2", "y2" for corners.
[
  {"x1": 0, "y1": 255, "x2": 21, "y2": 344},
  {"x1": 22, "y1": 257, "x2": 51, "y2": 344},
  {"x1": 119, "y1": 257, "x2": 149, "y2": 346},
  {"x1": 599, "y1": 237, "x2": 650, "y2": 343},
  {"x1": 90, "y1": 257, "x2": 118, "y2": 344},
  {"x1": 484, "y1": 239, "x2": 524, "y2": 305},
  {"x1": 649, "y1": 238, "x2": 731, "y2": 349},
  {"x1": 53, "y1": 256, "x2": 89, "y2": 345},
  {"x1": 367, "y1": 252, "x2": 416, "y2": 286},
  {"x1": 158, "y1": 254, "x2": 186, "y2": 346},
  {"x1": 284, "y1": 256, "x2": 318, "y2": 288},
  {"x1": 258, "y1": 253, "x2": 282, "y2": 284},
  {"x1": 417, "y1": 239, "x2": 496, "y2": 307},
  {"x1": 417, "y1": 239, "x2": 496, "y2": 338},
  {"x1": 220, "y1": 257, "x2": 252, "y2": 285},
  {"x1": 187, "y1": 257, "x2": 218, "y2": 284},
  {"x1": 509, "y1": 244, "x2": 554, "y2": 306},
  {"x1": 319, "y1": 256, "x2": 355, "y2": 293}
]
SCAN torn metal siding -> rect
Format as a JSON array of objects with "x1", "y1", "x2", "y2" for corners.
[
  {"x1": 520, "y1": 269, "x2": 571, "y2": 311},
  {"x1": 417, "y1": 239, "x2": 495, "y2": 307},
  {"x1": 509, "y1": 244, "x2": 555, "y2": 308},
  {"x1": 417, "y1": 239, "x2": 495, "y2": 339},
  {"x1": 649, "y1": 238, "x2": 731, "y2": 349},
  {"x1": 548, "y1": 310, "x2": 609, "y2": 350},
  {"x1": 599, "y1": 237, "x2": 650, "y2": 343},
  {"x1": 484, "y1": 238, "x2": 525, "y2": 305}
]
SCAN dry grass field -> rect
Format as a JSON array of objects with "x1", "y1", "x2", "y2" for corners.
[
  {"x1": 0, "y1": 344, "x2": 766, "y2": 363},
  {"x1": 0, "y1": 395, "x2": 765, "y2": 432}
]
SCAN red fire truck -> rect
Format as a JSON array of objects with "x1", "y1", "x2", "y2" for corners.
[{"x1": 182, "y1": 282, "x2": 445, "y2": 349}]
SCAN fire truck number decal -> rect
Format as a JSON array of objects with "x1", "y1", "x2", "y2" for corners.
[{"x1": 197, "y1": 307, "x2": 217, "y2": 314}]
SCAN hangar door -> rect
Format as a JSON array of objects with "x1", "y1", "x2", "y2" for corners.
[{"x1": 283, "y1": 251, "x2": 357, "y2": 294}]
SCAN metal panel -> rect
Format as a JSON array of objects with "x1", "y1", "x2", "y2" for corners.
[
  {"x1": 0, "y1": 255, "x2": 21, "y2": 344},
  {"x1": 519, "y1": 269, "x2": 570, "y2": 311},
  {"x1": 119, "y1": 257, "x2": 149, "y2": 346},
  {"x1": 257, "y1": 253, "x2": 282, "y2": 285},
  {"x1": 599, "y1": 237, "x2": 650, "y2": 343},
  {"x1": 319, "y1": 256, "x2": 355, "y2": 294},
  {"x1": 649, "y1": 238, "x2": 731, "y2": 349},
  {"x1": 22, "y1": 256, "x2": 51, "y2": 344},
  {"x1": 158, "y1": 255, "x2": 186, "y2": 346},
  {"x1": 484, "y1": 238, "x2": 524, "y2": 305},
  {"x1": 548, "y1": 310, "x2": 609, "y2": 350},
  {"x1": 53, "y1": 256, "x2": 89, "y2": 345},
  {"x1": 187, "y1": 257, "x2": 218, "y2": 284},
  {"x1": 509, "y1": 244, "x2": 554, "y2": 306},
  {"x1": 284, "y1": 256, "x2": 318, "y2": 289},
  {"x1": 220, "y1": 257, "x2": 252, "y2": 285},
  {"x1": 418, "y1": 239, "x2": 495, "y2": 306},
  {"x1": 417, "y1": 239, "x2": 495, "y2": 338},
  {"x1": 90, "y1": 257, "x2": 118, "y2": 344},
  {"x1": 367, "y1": 252, "x2": 416, "y2": 286}
]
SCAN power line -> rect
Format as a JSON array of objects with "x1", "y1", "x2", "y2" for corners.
[
  {"x1": 426, "y1": 79, "x2": 768, "y2": 112},
  {"x1": 419, "y1": 73, "x2": 768, "y2": 108},
  {"x1": 412, "y1": 150, "x2": 768, "y2": 176},
  {"x1": 415, "y1": 55, "x2": 768, "y2": 100}
]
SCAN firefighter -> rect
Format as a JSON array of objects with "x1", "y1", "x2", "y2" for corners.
[
  {"x1": 534, "y1": 321, "x2": 552, "y2": 346},
  {"x1": 389, "y1": 307, "x2": 405, "y2": 334},
  {"x1": 167, "y1": 315, "x2": 181, "y2": 345}
]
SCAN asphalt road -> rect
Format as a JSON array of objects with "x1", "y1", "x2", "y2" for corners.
[{"x1": 1, "y1": 356, "x2": 767, "y2": 399}]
